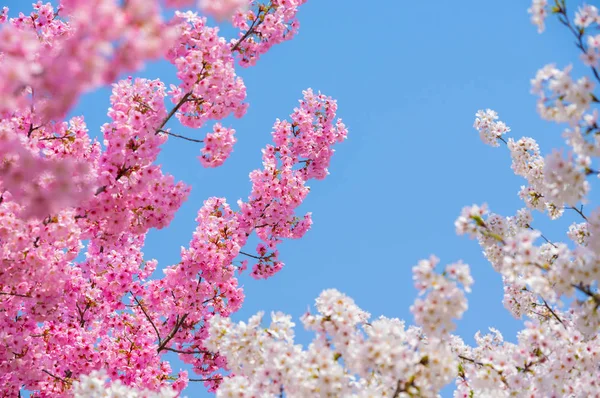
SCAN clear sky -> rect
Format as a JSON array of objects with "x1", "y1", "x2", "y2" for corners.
[{"x1": 4, "y1": 0, "x2": 596, "y2": 396}]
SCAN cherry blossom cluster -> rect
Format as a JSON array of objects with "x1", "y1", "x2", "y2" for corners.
[
  {"x1": 530, "y1": 2, "x2": 600, "y2": 128},
  {"x1": 0, "y1": 116, "x2": 98, "y2": 219},
  {"x1": 242, "y1": 89, "x2": 347, "y2": 278},
  {"x1": 528, "y1": 0, "x2": 548, "y2": 32},
  {"x1": 474, "y1": 109, "x2": 592, "y2": 216},
  {"x1": 199, "y1": 124, "x2": 237, "y2": 167},
  {"x1": 411, "y1": 255, "x2": 473, "y2": 337},
  {"x1": 531, "y1": 64, "x2": 595, "y2": 124},
  {"x1": 165, "y1": 0, "x2": 249, "y2": 21},
  {"x1": 206, "y1": 258, "x2": 471, "y2": 397},
  {"x1": 455, "y1": 201, "x2": 600, "y2": 317},
  {"x1": 231, "y1": 0, "x2": 306, "y2": 67},
  {"x1": 473, "y1": 109, "x2": 510, "y2": 147},
  {"x1": 0, "y1": 1, "x2": 178, "y2": 120},
  {"x1": 72, "y1": 371, "x2": 178, "y2": 398},
  {"x1": 82, "y1": 77, "x2": 191, "y2": 239},
  {"x1": 167, "y1": 10, "x2": 248, "y2": 130},
  {"x1": 530, "y1": 3, "x2": 600, "y2": 185},
  {"x1": 199, "y1": 0, "x2": 248, "y2": 21},
  {"x1": 453, "y1": 317, "x2": 600, "y2": 397},
  {"x1": 574, "y1": 3, "x2": 600, "y2": 28}
]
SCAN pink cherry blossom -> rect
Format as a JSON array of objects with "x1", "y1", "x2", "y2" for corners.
[
  {"x1": 0, "y1": 0, "x2": 341, "y2": 396},
  {"x1": 198, "y1": 0, "x2": 248, "y2": 21}
]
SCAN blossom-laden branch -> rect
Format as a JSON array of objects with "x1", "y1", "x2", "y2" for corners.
[{"x1": 0, "y1": 0, "x2": 342, "y2": 397}]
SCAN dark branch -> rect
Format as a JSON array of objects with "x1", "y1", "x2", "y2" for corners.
[
  {"x1": 157, "y1": 313, "x2": 189, "y2": 353},
  {"x1": 555, "y1": 5, "x2": 600, "y2": 84},
  {"x1": 239, "y1": 251, "x2": 264, "y2": 260},
  {"x1": 157, "y1": 129, "x2": 203, "y2": 143},
  {"x1": 132, "y1": 295, "x2": 163, "y2": 345},
  {"x1": 163, "y1": 347, "x2": 209, "y2": 355},
  {"x1": 542, "y1": 298, "x2": 566, "y2": 328},
  {"x1": 566, "y1": 205, "x2": 588, "y2": 221},
  {"x1": 42, "y1": 369, "x2": 67, "y2": 383},
  {"x1": 156, "y1": 92, "x2": 193, "y2": 133},
  {"x1": 0, "y1": 292, "x2": 32, "y2": 299},
  {"x1": 188, "y1": 376, "x2": 223, "y2": 382}
]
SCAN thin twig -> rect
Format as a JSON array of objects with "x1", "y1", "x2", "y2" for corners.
[
  {"x1": 157, "y1": 314, "x2": 189, "y2": 353},
  {"x1": 239, "y1": 251, "x2": 264, "y2": 260},
  {"x1": 556, "y1": 6, "x2": 600, "y2": 84},
  {"x1": 231, "y1": 8, "x2": 266, "y2": 53},
  {"x1": 39, "y1": 134, "x2": 71, "y2": 141},
  {"x1": 188, "y1": 376, "x2": 222, "y2": 382},
  {"x1": 458, "y1": 354, "x2": 509, "y2": 387},
  {"x1": 157, "y1": 129, "x2": 203, "y2": 143},
  {"x1": 0, "y1": 292, "x2": 32, "y2": 299},
  {"x1": 574, "y1": 284, "x2": 600, "y2": 308},
  {"x1": 565, "y1": 205, "x2": 588, "y2": 221},
  {"x1": 392, "y1": 379, "x2": 403, "y2": 398},
  {"x1": 42, "y1": 369, "x2": 67, "y2": 383},
  {"x1": 132, "y1": 295, "x2": 163, "y2": 345},
  {"x1": 528, "y1": 225, "x2": 557, "y2": 248},
  {"x1": 163, "y1": 347, "x2": 209, "y2": 355},
  {"x1": 156, "y1": 92, "x2": 192, "y2": 133},
  {"x1": 542, "y1": 298, "x2": 566, "y2": 328}
]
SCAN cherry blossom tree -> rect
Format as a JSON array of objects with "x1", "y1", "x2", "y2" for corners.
[
  {"x1": 4, "y1": 0, "x2": 600, "y2": 397},
  {"x1": 0, "y1": 0, "x2": 348, "y2": 396}
]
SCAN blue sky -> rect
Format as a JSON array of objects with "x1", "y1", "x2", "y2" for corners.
[{"x1": 5, "y1": 0, "x2": 596, "y2": 396}]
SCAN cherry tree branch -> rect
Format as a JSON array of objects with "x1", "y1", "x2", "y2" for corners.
[
  {"x1": 157, "y1": 314, "x2": 188, "y2": 353},
  {"x1": 230, "y1": 6, "x2": 267, "y2": 53},
  {"x1": 156, "y1": 9, "x2": 266, "y2": 135},
  {"x1": 0, "y1": 292, "x2": 32, "y2": 299},
  {"x1": 163, "y1": 347, "x2": 209, "y2": 355},
  {"x1": 132, "y1": 295, "x2": 163, "y2": 346},
  {"x1": 458, "y1": 355, "x2": 509, "y2": 387},
  {"x1": 542, "y1": 298, "x2": 566, "y2": 328},
  {"x1": 188, "y1": 376, "x2": 223, "y2": 382},
  {"x1": 527, "y1": 225, "x2": 558, "y2": 248},
  {"x1": 157, "y1": 129, "x2": 203, "y2": 143},
  {"x1": 555, "y1": 3, "x2": 600, "y2": 84},
  {"x1": 239, "y1": 251, "x2": 265, "y2": 260},
  {"x1": 42, "y1": 369, "x2": 67, "y2": 383},
  {"x1": 565, "y1": 205, "x2": 588, "y2": 221},
  {"x1": 156, "y1": 92, "x2": 193, "y2": 133},
  {"x1": 574, "y1": 284, "x2": 600, "y2": 308}
]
